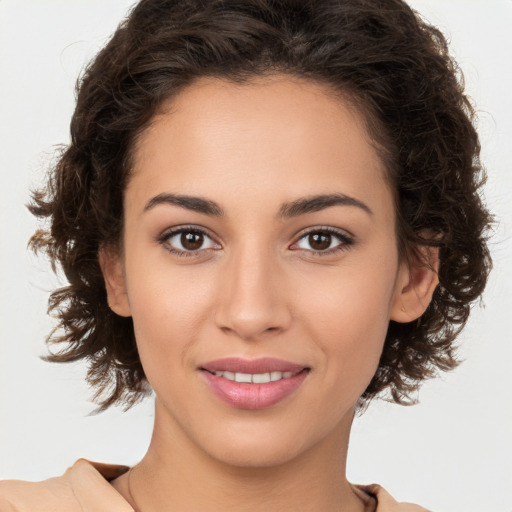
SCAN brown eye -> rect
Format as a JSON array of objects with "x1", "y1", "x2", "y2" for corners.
[
  {"x1": 181, "y1": 231, "x2": 204, "y2": 250},
  {"x1": 308, "y1": 233, "x2": 332, "y2": 251},
  {"x1": 162, "y1": 228, "x2": 219, "y2": 255},
  {"x1": 294, "y1": 228, "x2": 353, "y2": 255}
]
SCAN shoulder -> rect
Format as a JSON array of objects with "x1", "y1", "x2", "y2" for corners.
[
  {"x1": 1, "y1": 465, "x2": 431, "y2": 512},
  {"x1": 357, "y1": 484, "x2": 432, "y2": 512},
  {"x1": 0, "y1": 473, "x2": 79, "y2": 512},
  {"x1": 0, "y1": 459, "x2": 133, "y2": 512}
]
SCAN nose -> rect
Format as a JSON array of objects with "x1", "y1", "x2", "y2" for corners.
[{"x1": 214, "y1": 245, "x2": 292, "y2": 341}]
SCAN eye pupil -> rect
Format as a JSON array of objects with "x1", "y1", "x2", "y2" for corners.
[
  {"x1": 181, "y1": 231, "x2": 203, "y2": 250},
  {"x1": 309, "y1": 233, "x2": 331, "y2": 251}
]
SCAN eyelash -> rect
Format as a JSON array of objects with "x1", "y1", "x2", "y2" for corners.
[
  {"x1": 292, "y1": 226, "x2": 354, "y2": 256},
  {"x1": 157, "y1": 225, "x2": 219, "y2": 258},
  {"x1": 157, "y1": 225, "x2": 354, "y2": 258}
]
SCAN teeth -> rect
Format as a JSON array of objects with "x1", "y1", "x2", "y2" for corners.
[
  {"x1": 252, "y1": 373, "x2": 271, "y2": 384},
  {"x1": 235, "y1": 372, "x2": 252, "y2": 383},
  {"x1": 270, "y1": 371, "x2": 282, "y2": 382},
  {"x1": 212, "y1": 370, "x2": 297, "y2": 383}
]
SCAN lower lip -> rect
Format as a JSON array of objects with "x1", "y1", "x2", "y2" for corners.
[{"x1": 201, "y1": 369, "x2": 309, "y2": 410}]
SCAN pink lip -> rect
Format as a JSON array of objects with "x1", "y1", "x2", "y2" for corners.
[
  {"x1": 201, "y1": 357, "x2": 307, "y2": 374},
  {"x1": 200, "y1": 358, "x2": 310, "y2": 410}
]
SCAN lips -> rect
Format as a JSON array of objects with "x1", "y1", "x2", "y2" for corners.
[
  {"x1": 201, "y1": 357, "x2": 306, "y2": 375},
  {"x1": 209, "y1": 369, "x2": 296, "y2": 384},
  {"x1": 200, "y1": 358, "x2": 310, "y2": 410}
]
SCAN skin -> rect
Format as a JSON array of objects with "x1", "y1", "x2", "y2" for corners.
[{"x1": 103, "y1": 75, "x2": 438, "y2": 511}]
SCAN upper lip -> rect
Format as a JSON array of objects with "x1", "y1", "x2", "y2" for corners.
[{"x1": 201, "y1": 357, "x2": 308, "y2": 374}]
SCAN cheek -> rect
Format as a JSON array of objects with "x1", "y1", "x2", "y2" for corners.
[
  {"x1": 124, "y1": 257, "x2": 218, "y2": 370},
  {"x1": 298, "y1": 263, "x2": 396, "y2": 381}
]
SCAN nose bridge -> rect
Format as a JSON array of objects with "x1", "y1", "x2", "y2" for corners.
[{"x1": 214, "y1": 239, "x2": 291, "y2": 340}]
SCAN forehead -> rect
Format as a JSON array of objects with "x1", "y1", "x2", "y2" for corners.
[{"x1": 128, "y1": 75, "x2": 392, "y2": 214}]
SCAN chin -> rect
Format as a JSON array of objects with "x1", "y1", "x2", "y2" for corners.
[
  {"x1": 210, "y1": 441, "x2": 305, "y2": 469},
  {"x1": 196, "y1": 419, "x2": 322, "y2": 470}
]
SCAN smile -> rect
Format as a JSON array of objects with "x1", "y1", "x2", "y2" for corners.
[
  {"x1": 200, "y1": 358, "x2": 310, "y2": 409},
  {"x1": 208, "y1": 370, "x2": 297, "y2": 383}
]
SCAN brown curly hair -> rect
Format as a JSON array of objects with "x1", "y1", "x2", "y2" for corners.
[{"x1": 29, "y1": 0, "x2": 492, "y2": 412}]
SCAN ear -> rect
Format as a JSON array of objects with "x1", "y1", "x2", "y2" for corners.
[
  {"x1": 98, "y1": 244, "x2": 132, "y2": 317},
  {"x1": 390, "y1": 245, "x2": 439, "y2": 323}
]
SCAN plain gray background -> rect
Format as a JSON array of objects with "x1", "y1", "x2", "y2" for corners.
[{"x1": 0, "y1": 1, "x2": 511, "y2": 510}]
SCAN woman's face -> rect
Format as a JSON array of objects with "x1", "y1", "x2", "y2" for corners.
[{"x1": 104, "y1": 75, "x2": 414, "y2": 467}]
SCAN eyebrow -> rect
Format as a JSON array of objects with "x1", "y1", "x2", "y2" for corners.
[
  {"x1": 277, "y1": 193, "x2": 373, "y2": 218},
  {"x1": 143, "y1": 192, "x2": 373, "y2": 218},
  {"x1": 143, "y1": 193, "x2": 224, "y2": 216}
]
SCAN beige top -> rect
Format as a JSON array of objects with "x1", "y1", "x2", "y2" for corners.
[{"x1": 0, "y1": 459, "x2": 430, "y2": 511}]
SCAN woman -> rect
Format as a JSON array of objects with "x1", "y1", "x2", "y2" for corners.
[{"x1": 0, "y1": 0, "x2": 493, "y2": 510}]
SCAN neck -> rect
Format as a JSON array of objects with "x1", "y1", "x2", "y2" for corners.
[{"x1": 120, "y1": 399, "x2": 364, "y2": 512}]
